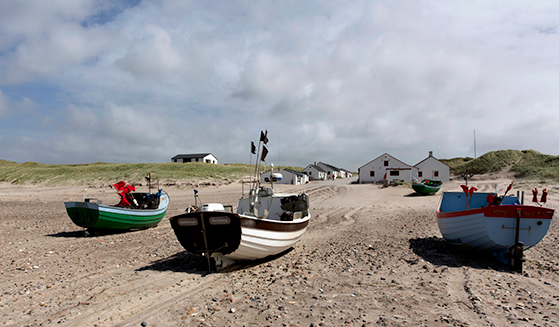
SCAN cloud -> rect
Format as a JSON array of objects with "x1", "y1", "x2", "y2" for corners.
[
  {"x1": 1, "y1": 1, "x2": 559, "y2": 169},
  {"x1": 0, "y1": 89, "x2": 8, "y2": 116},
  {"x1": 0, "y1": 89, "x2": 38, "y2": 117},
  {"x1": 0, "y1": 1, "x2": 117, "y2": 83},
  {"x1": 115, "y1": 24, "x2": 181, "y2": 79}
]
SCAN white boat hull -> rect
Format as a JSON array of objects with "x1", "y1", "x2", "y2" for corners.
[
  {"x1": 437, "y1": 192, "x2": 554, "y2": 261},
  {"x1": 437, "y1": 209, "x2": 552, "y2": 253},
  {"x1": 225, "y1": 215, "x2": 310, "y2": 260},
  {"x1": 170, "y1": 203, "x2": 310, "y2": 261}
]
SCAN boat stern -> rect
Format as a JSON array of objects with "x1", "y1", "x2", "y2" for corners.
[
  {"x1": 170, "y1": 211, "x2": 242, "y2": 257},
  {"x1": 64, "y1": 202, "x2": 100, "y2": 228}
]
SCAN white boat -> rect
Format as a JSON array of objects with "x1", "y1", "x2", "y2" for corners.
[
  {"x1": 436, "y1": 191, "x2": 554, "y2": 270},
  {"x1": 169, "y1": 131, "x2": 310, "y2": 271}
]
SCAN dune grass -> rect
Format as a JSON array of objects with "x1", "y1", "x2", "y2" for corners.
[
  {"x1": 0, "y1": 161, "x2": 251, "y2": 186},
  {"x1": 0, "y1": 160, "x2": 308, "y2": 186},
  {"x1": 440, "y1": 149, "x2": 559, "y2": 180},
  {"x1": 1, "y1": 149, "x2": 557, "y2": 186}
]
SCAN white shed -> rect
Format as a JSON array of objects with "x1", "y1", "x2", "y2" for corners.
[
  {"x1": 341, "y1": 169, "x2": 353, "y2": 178},
  {"x1": 260, "y1": 169, "x2": 309, "y2": 185},
  {"x1": 302, "y1": 164, "x2": 327, "y2": 180},
  {"x1": 414, "y1": 151, "x2": 450, "y2": 182},
  {"x1": 358, "y1": 153, "x2": 418, "y2": 184},
  {"x1": 316, "y1": 162, "x2": 342, "y2": 179}
]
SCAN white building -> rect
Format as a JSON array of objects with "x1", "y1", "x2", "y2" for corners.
[
  {"x1": 260, "y1": 168, "x2": 309, "y2": 185},
  {"x1": 414, "y1": 151, "x2": 450, "y2": 182},
  {"x1": 303, "y1": 164, "x2": 327, "y2": 180},
  {"x1": 341, "y1": 169, "x2": 353, "y2": 178},
  {"x1": 171, "y1": 153, "x2": 218, "y2": 164},
  {"x1": 358, "y1": 153, "x2": 418, "y2": 184},
  {"x1": 316, "y1": 162, "x2": 342, "y2": 179}
]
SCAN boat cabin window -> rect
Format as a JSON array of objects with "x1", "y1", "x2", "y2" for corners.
[{"x1": 390, "y1": 171, "x2": 399, "y2": 176}]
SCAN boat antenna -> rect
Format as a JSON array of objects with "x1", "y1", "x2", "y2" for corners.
[{"x1": 270, "y1": 163, "x2": 275, "y2": 190}]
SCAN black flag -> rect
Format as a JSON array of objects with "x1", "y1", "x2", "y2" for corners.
[
  {"x1": 261, "y1": 146, "x2": 268, "y2": 162},
  {"x1": 260, "y1": 130, "x2": 268, "y2": 144},
  {"x1": 251, "y1": 141, "x2": 256, "y2": 154}
]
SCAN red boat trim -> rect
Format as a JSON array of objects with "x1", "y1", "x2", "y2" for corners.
[
  {"x1": 239, "y1": 216, "x2": 309, "y2": 232},
  {"x1": 437, "y1": 207, "x2": 485, "y2": 218},
  {"x1": 437, "y1": 205, "x2": 554, "y2": 219}
]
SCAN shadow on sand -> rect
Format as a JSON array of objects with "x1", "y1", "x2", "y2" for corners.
[
  {"x1": 137, "y1": 248, "x2": 295, "y2": 276},
  {"x1": 404, "y1": 192, "x2": 438, "y2": 197},
  {"x1": 409, "y1": 236, "x2": 511, "y2": 272},
  {"x1": 47, "y1": 230, "x2": 90, "y2": 238},
  {"x1": 47, "y1": 228, "x2": 149, "y2": 238}
]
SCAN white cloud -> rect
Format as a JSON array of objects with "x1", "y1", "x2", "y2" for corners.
[
  {"x1": 0, "y1": 89, "x2": 8, "y2": 116},
  {"x1": 1, "y1": 1, "x2": 559, "y2": 168}
]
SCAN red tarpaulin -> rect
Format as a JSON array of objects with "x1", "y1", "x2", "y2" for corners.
[{"x1": 114, "y1": 181, "x2": 135, "y2": 206}]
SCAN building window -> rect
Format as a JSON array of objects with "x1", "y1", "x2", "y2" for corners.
[
  {"x1": 418, "y1": 171, "x2": 423, "y2": 178},
  {"x1": 390, "y1": 170, "x2": 399, "y2": 176},
  {"x1": 384, "y1": 160, "x2": 389, "y2": 166},
  {"x1": 309, "y1": 172, "x2": 312, "y2": 175},
  {"x1": 434, "y1": 171, "x2": 439, "y2": 177},
  {"x1": 370, "y1": 171, "x2": 374, "y2": 177}
]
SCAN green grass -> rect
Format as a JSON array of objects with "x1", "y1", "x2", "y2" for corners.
[
  {"x1": 440, "y1": 149, "x2": 559, "y2": 180},
  {"x1": 1, "y1": 149, "x2": 557, "y2": 186},
  {"x1": 0, "y1": 160, "x2": 275, "y2": 186}
]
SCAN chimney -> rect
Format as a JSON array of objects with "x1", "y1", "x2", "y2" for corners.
[{"x1": 429, "y1": 151, "x2": 433, "y2": 157}]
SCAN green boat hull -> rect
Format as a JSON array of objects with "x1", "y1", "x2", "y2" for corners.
[
  {"x1": 65, "y1": 191, "x2": 169, "y2": 230},
  {"x1": 412, "y1": 181, "x2": 442, "y2": 195}
]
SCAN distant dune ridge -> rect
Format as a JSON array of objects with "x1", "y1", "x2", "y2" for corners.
[
  {"x1": 441, "y1": 149, "x2": 559, "y2": 179},
  {"x1": 1, "y1": 149, "x2": 557, "y2": 185}
]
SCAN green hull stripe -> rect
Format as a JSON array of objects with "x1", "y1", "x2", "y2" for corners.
[{"x1": 66, "y1": 207, "x2": 166, "y2": 230}]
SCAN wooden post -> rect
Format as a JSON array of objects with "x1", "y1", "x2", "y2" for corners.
[{"x1": 510, "y1": 209, "x2": 524, "y2": 272}]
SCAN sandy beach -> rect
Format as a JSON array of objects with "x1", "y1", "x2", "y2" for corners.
[{"x1": 1, "y1": 176, "x2": 558, "y2": 326}]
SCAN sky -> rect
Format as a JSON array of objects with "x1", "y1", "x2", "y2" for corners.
[{"x1": 1, "y1": 1, "x2": 559, "y2": 171}]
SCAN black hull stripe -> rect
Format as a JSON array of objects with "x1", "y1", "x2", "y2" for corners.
[{"x1": 239, "y1": 216, "x2": 309, "y2": 232}]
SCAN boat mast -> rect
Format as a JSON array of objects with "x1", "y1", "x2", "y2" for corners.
[
  {"x1": 252, "y1": 130, "x2": 268, "y2": 189},
  {"x1": 252, "y1": 138, "x2": 262, "y2": 188}
]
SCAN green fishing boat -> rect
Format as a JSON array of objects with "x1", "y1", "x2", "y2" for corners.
[
  {"x1": 412, "y1": 179, "x2": 442, "y2": 195},
  {"x1": 65, "y1": 180, "x2": 169, "y2": 232}
]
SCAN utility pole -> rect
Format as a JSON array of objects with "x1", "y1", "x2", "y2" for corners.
[{"x1": 474, "y1": 129, "x2": 477, "y2": 159}]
